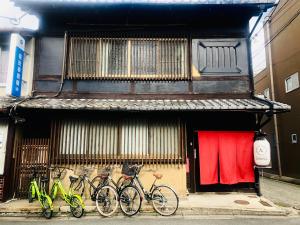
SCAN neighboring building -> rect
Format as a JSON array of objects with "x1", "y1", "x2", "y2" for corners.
[
  {"x1": 0, "y1": 0, "x2": 290, "y2": 201},
  {"x1": 255, "y1": 0, "x2": 300, "y2": 179},
  {"x1": 0, "y1": 30, "x2": 35, "y2": 200}
]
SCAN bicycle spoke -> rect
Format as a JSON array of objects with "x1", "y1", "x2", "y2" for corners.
[
  {"x1": 96, "y1": 185, "x2": 118, "y2": 217},
  {"x1": 151, "y1": 186, "x2": 178, "y2": 216},
  {"x1": 119, "y1": 186, "x2": 141, "y2": 216}
]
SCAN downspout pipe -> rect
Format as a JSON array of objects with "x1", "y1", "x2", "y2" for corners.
[
  {"x1": 248, "y1": 8, "x2": 283, "y2": 177},
  {"x1": 265, "y1": 17, "x2": 283, "y2": 177}
]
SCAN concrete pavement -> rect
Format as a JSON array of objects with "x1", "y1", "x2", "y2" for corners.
[
  {"x1": 261, "y1": 176, "x2": 300, "y2": 210},
  {"x1": 1, "y1": 176, "x2": 300, "y2": 218}
]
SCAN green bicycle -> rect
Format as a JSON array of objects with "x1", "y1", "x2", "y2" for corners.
[
  {"x1": 49, "y1": 166, "x2": 85, "y2": 218},
  {"x1": 28, "y1": 166, "x2": 53, "y2": 219}
]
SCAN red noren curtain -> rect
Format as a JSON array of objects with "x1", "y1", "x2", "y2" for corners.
[{"x1": 198, "y1": 131, "x2": 254, "y2": 185}]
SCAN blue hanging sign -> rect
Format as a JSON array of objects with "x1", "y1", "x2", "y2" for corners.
[{"x1": 6, "y1": 33, "x2": 25, "y2": 97}]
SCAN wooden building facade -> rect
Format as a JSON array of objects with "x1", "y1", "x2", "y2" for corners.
[{"x1": 0, "y1": 0, "x2": 291, "y2": 200}]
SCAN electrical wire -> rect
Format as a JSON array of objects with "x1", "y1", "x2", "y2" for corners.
[{"x1": 250, "y1": 0, "x2": 296, "y2": 41}]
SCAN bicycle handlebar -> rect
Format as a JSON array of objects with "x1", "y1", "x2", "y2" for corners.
[{"x1": 49, "y1": 166, "x2": 73, "y2": 179}]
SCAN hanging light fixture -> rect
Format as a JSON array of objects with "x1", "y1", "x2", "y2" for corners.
[{"x1": 254, "y1": 132, "x2": 271, "y2": 168}]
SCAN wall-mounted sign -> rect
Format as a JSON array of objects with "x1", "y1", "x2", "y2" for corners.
[{"x1": 6, "y1": 33, "x2": 25, "y2": 97}]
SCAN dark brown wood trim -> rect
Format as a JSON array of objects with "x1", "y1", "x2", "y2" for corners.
[
  {"x1": 36, "y1": 75, "x2": 61, "y2": 81},
  {"x1": 3, "y1": 120, "x2": 16, "y2": 201},
  {"x1": 32, "y1": 92, "x2": 251, "y2": 99},
  {"x1": 186, "y1": 121, "x2": 195, "y2": 193},
  {"x1": 32, "y1": 37, "x2": 41, "y2": 94},
  {"x1": 192, "y1": 75, "x2": 250, "y2": 81}
]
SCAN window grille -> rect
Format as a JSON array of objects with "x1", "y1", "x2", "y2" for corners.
[
  {"x1": 67, "y1": 37, "x2": 189, "y2": 80},
  {"x1": 50, "y1": 118, "x2": 186, "y2": 166}
]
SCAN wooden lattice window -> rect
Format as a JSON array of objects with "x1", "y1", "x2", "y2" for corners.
[
  {"x1": 50, "y1": 118, "x2": 186, "y2": 165},
  {"x1": 67, "y1": 37, "x2": 189, "y2": 80}
]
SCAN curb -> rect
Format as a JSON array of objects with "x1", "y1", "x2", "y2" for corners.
[
  {"x1": 261, "y1": 173, "x2": 300, "y2": 185},
  {"x1": 0, "y1": 206, "x2": 289, "y2": 217}
]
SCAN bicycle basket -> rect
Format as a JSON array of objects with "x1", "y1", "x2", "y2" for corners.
[
  {"x1": 121, "y1": 163, "x2": 136, "y2": 176},
  {"x1": 98, "y1": 166, "x2": 113, "y2": 177},
  {"x1": 50, "y1": 167, "x2": 67, "y2": 179}
]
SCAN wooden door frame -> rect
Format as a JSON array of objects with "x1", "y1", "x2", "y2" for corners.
[{"x1": 186, "y1": 121, "x2": 196, "y2": 193}]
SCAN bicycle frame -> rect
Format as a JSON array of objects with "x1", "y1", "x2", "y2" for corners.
[
  {"x1": 30, "y1": 180, "x2": 42, "y2": 201},
  {"x1": 51, "y1": 178, "x2": 84, "y2": 208},
  {"x1": 130, "y1": 172, "x2": 158, "y2": 201},
  {"x1": 30, "y1": 179, "x2": 54, "y2": 210}
]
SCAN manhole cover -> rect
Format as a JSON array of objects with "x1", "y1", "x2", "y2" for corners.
[
  {"x1": 259, "y1": 200, "x2": 272, "y2": 207},
  {"x1": 234, "y1": 200, "x2": 250, "y2": 205}
]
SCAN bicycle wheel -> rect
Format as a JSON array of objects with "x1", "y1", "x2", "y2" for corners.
[
  {"x1": 151, "y1": 185, "x2": 179, "y2": 216},
  {"x1": 28, "y1": 184, "x2": 34, "y2": 203},
  {"x1": 119, "y1": 185, "x2": 142, "y2": 216},
  {"x1": 41, "y1": 196, "x2": 53, "y2": 219},
  {"x1": 89, "y1": 176, "x2": 105, "y2": 200},
  {"x1": 70, "y1": 195, "x2": 84, "y2": 218},
  {"x1": 95, "y1": 185, "x2": 118, "y2": 217}
]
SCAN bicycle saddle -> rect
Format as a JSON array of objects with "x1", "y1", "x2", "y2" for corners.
[
  {"x1": 153, "y1": 173, "x2": 163, "y2": 179},
  {"x1": 41, "y1": 176, "x2": 49, "y2": 183},
  {"x1": 69, "y1": 175, "x2": 79, "y2": 183}
]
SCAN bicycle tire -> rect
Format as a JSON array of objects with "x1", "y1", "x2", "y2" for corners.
[
  {"x1": 70, "y1": 195, "x2": 84, "y2": 218},
  {"x1": 28, "y1": 184, "x2": 34, "y2": 203},
  {"x1": 95, "y1": 185, "x2": 119, "y2": 217},
  {"x1": 119, "y1": 185, "x2": 142, "y2": 217},
  {"x1": 41, "y1": 195, "x2": 53, "y2": 219},
  {"x1": 151, "y1": 185, "x2": 179, "y2": 216}
]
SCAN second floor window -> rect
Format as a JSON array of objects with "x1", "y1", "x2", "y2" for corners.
[{"x1": 67, "y1": 37, "x2": 188, "y2": 80}]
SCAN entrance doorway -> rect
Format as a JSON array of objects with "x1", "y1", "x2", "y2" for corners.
[
  {"x1": 192, "y1": 131, "x2": 255, "y2": 192},
  {"x1": 12, "y1": 138, "x2": 49, "y2": 197}
]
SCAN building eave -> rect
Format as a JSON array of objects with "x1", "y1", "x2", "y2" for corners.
[{"x1": 4, "y1": 97, "x2": 290, "y2": 113}]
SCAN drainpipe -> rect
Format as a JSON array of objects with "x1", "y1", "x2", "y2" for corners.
[{"x1": 265, "y1": 18, "x2": 282, "y2": 177}]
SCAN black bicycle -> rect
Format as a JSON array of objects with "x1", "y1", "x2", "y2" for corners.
[
  {"x1": 118, "y1": 164, "x2": 179, "y2": 216},
  {"x1": 72, "y1": 166, "x2": 126, "y2": 217}
]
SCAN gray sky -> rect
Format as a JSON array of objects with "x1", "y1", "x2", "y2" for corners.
[{"x1": 0, "y1": 0, "x2": 39, "y2": 30}]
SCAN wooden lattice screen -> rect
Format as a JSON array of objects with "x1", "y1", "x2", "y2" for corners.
[
  {"x1": 67, "y1": 36, "x2": 189, "y2": 80},
  {"x1": 13, "y1": 138, "x2": 49, "y2": 197},
  {"x1": 50, "y1": 119, "x2": 186, "y2": 167}
]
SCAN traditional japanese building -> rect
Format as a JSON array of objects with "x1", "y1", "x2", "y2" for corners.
[{"x1": 0, "y1": 0, "x2": 291, "y2": 200}]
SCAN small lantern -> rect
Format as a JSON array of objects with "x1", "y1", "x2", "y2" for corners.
[{"x1": 254, "y1": 134, "x2": 271, "y2": 167}]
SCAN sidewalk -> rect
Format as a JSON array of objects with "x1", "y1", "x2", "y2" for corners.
[
  {"x1": 0, "y1": 193, "x2": 290, "y2": 217},
  {"x1": 261, "y1": 176, "x2": 300, "y2": 210}
]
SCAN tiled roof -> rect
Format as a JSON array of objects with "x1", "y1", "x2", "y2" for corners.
[
  {"x1": 13, "y1": 97, "x2": 290, "y2": 112},
  {"x1": 0, "y1": 98, "x2": 18, "y2": 111}
]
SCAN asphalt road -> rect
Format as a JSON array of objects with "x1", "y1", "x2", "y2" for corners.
[{"x1": 1, "y1": 216, "x2": 300, "y2": 225}]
